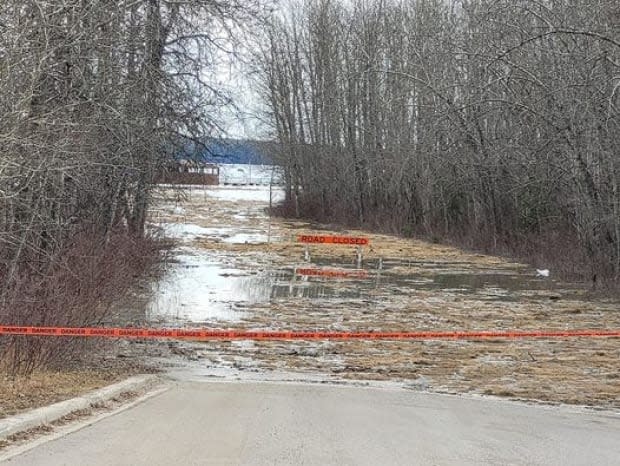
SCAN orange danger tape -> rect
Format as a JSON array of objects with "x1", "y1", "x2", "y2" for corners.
[
  {"x1": 296, "y1": 267, "x2": 368, "y2": 278},
  {"x1": 0, "y1": 326, "x2": 619, "y2": 341},
  {"x1": 297, "y1": 234, "x2": 369, "y2": 246}
]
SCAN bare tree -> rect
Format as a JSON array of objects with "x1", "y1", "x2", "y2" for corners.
[
  {"x1": 258, "y1": 0, "x2": 620, "y2": 286},
  {"x1": 0, "y1": 0, "x2": 261, "y2": 374}
]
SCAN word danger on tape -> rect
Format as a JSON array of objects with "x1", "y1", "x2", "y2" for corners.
[
  {"x1": 297, "y1": 234, "x2": 369, "y2": 246},
  {"x1": 1, "y1": 326, "x2": 619, "y2": 341},
  {"x1": 296, "y1": 267, "x2": 368, "y2": 278}
]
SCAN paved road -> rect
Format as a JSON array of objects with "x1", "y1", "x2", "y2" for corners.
[{"x1": 4, "y1": 381, "x2": 619, "y2": 465}]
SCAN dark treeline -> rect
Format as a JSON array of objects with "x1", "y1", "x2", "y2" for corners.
[
  {"x1": 0, "y1": 0, "x2": 255, "y2": 374},
  {"x1": 259, "y1": 0, "x2": 620, "y2": 286}
]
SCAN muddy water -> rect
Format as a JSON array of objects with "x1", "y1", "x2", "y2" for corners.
[
  {"x1": 147, "y1": 251, "x2": 250, "y2": 323},
  {"x1": 149, "y1": 252, "x2": 581, "y2": 324},
  {"x1": 146, "y1": 185, "x2": 620, "y2": 408}
]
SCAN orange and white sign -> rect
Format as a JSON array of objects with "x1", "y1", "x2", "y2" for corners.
[
  {"x1": 296, "y1": 267, "x2": 368, "y2": 279},
  {"x1": 297, "y1": 234, "x2": 369, "y2": 246}
]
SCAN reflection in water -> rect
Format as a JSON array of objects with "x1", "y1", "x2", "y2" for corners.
[
  {"x1": 148, "y1": 252, "x2": 258, "y2": 323},
  {"x1": 238, "y1": 271, "x2": 363, "y2": 300},
  {"x1": 149, "y1": 258, "x2": 370, "y2": 324},
  {"x1": 313, "y1": 256, "x2": 585, "y2": 298},
  {"x1": 149, "y1": 250, "x2": 585, "y2": 325}
]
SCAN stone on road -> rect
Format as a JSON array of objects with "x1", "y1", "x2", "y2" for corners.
[{"x1": 4, "y1": 381, "x2": 619, "y2": 465}]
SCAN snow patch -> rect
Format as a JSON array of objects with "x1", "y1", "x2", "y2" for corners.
[{"x1": 162, "y1": 223, "x2": 213, "y2": 240}]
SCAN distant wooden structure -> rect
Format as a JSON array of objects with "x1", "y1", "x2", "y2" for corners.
[{"x1": 159, "y1": 159, "x2": 219, "y2": 185}]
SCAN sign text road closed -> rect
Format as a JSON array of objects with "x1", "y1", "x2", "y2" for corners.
[
  {"x1": 296, "y1": 267, "x2": 368, "y2": 278},
  {"x1": 297, "y1": 234, "x2": 369, "y2": 246}
]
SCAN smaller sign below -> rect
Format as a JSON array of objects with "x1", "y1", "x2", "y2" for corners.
[
  {"x1": 297, "y1": 234, "x2": 369, "y2": 246},
  {"x1": 296, "y1": 267, "x2": 368, "y2": 279}
]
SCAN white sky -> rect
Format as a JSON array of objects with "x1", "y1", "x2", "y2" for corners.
[{"x1": 206, "y1": 16, "x2": 272, "y2": 141}]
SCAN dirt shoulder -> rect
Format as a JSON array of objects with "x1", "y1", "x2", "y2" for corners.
[{"x1": 0, "y1": 352, "x2": 156, "y2": 420}]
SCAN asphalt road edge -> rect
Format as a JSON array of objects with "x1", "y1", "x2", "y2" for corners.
[{"x1": 0, "y1": 374, "x2": 163, "y2": 442}]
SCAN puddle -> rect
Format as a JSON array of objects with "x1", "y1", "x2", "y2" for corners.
[
  {"x1": 148, "y1": 255, "x2": 375, "y2": 325},
  {"x1": 148, "y1": 251, "x2": 258, "y2": 323},
  {"x1": 308, "y1": 256, "x2": 586, "y2": 301},
  {"x1": 149, "y1": 245, "x2": 588, "y2": 326}
]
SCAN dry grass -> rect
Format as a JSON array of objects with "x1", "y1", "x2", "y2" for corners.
[{"x1": 0, "y1": 367, "x2": 138, "y2": 419}]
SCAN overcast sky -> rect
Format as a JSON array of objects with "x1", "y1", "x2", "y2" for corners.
[{"x1": 209, "y1": 26, "x2": 271, "y2": 141}]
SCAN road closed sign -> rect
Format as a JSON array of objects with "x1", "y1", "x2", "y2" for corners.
[
  {"x1": 296, "y1": 267, "x2": 368, "y2": 278},
  {"x1": 297, "y1": 234, "x2": 369, "y2": 246}
]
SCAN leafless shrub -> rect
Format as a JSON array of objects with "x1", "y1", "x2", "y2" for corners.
[{"x1": 0, "y1": 230, "x2": 163, "y2": 376}]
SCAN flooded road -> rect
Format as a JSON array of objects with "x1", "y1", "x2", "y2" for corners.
[{"x1": 146, "y1": 184, "x2": 620, "y2": 409}]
